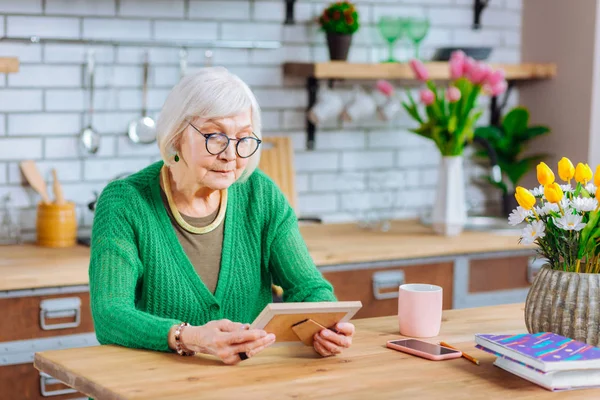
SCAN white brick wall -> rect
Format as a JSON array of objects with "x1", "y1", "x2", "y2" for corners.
[{"x1": 0, "y1": 0, "x2": 523, "y2": 233}]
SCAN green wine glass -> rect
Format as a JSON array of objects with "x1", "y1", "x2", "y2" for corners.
[
  {"x1": 405, "y1": 17, "x2": 430, "y2": 60},
  {"x1": 377, "y1": 16, "x2": 404, "y2": 63}
]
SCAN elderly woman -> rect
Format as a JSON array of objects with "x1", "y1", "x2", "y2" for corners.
[{"x1": 89, "y1": 67, "x2": 355, "y2": 365}]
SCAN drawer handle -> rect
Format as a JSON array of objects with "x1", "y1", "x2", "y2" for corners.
[
  {"x1": 372, "y1": 270, "x2": 405, "y2": 300},
  {"x1": 39, "y1": 297, "x2": 82, "y2": 331},
  {"x1": 40, "y1": 372, "x2": 77, "y2": 397}
]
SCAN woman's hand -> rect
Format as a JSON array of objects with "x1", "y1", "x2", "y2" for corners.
[
  {"x1": 180, "y1": 319, "x2": 276, "y2": 365},
  {"x1": 312, "y1": 322, "x2": 355, "y2": 357}
]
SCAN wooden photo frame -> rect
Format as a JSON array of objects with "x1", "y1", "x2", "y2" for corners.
[{"x1": 250, "y1": 301, "x2": 363, "y2": 346}]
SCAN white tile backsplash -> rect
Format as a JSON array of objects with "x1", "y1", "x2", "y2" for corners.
[
  {"x1": 119, "y1": 0, "x2": 184, "y2": 18},
  {"x1": 0, "y1": 0, "x2": 520, "y2": 227},
  {"x1": 45, "y1": 0, "x2": 115, "y2": 16},
  {"x1": 0, "y1": 0, "x2": 41, "y2": 14},
  {"x1": 83, "y1": 18, "x2": 151, "y2": 40},
  {"x1": 153, "y1": 21, "x2": 219, "y2": 42},
  {"x1": 8, "y1": 113, "x2": 81, "y2": 136},
  {"x1": 7, "y1": 16, "x2": 80, "y2": 38},
  {"x1": 189, "y1": 1, "x2": 250, "y2": 20}
]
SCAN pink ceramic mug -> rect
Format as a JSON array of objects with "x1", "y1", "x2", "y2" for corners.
[{"x1": 397, "y1": 283, "x2": 443, "y2": 338}]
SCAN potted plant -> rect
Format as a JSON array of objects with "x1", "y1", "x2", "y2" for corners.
[
  {"x1": 511, "y1": 159, "x2": 600, "y2": 345},
  {"x1": 402, "y1": 50, "x2": 507, "y2": 236},
  {"x1": 318, "y1": 1, "x2": 360, "y2": 61},
  {"x1": 473, "y1": 106, "x2": 551, "y2": 217}
]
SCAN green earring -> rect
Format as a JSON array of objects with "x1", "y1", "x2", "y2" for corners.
[{"x1": 174, "y1": 154, "x2": 179, "y2": 162}]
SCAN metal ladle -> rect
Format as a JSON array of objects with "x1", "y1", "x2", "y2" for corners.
[
  {"x1": 80, "y1": 50, "x2": 100, "y2": 154},
  {"x1": 127, "y1": 52, "x2": 156, "y2": 144}
]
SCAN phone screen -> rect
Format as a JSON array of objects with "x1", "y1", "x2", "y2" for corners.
[{"x1": 389, "y1": 339, "x2": 459, "y2": 355}]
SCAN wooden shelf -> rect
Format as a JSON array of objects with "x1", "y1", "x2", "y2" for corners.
[
  {"x1": 283, "y1": 61, "x2": 557, "y2": 81},
  {"x1": 0, "y1": 57, "x2": 19, "y2": 73}
]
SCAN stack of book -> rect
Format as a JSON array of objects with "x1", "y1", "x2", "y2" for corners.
[{"x1": 475, "y1": 332, "x2": 600, "y2": 391}]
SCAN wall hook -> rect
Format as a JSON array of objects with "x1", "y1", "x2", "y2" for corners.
[{"x1": 473, "y1": 0, "x2": 490, "y2": 30}]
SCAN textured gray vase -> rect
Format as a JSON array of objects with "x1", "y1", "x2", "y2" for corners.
[{"x1": 525, "y1": 265, "x2": 600, "y2": 346}]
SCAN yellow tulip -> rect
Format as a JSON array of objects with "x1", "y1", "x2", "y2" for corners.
[
  {"x1": 596, "y1": 186, "x2": 600, "y2": 200},
  {"x1": 595, "y1": 165, "x2": 600, "y2": 187},
  {"x1": 515, "y1": 186, "x2": 536, "y2": 210},
  {"x1": 575, "y1": 163, "x2": 593, "y2": 184},
  {"x1": 558, "y1": 157, "x2": 575, "y2": 182},
  {"x1": 536, "y1": 162, "x2": 555, "y2": 186},
  {"x1": 544, "y1": 182, "x2": 564, "y2": 204}
]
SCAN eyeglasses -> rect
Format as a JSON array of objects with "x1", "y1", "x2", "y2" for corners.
[{"x1": 188, "y1": 122, "x2": 262, "y2": 159}]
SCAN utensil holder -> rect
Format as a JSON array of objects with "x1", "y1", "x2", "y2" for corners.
[{"x1": 36, "y1": 202, "x2": 77, "y2": 248}]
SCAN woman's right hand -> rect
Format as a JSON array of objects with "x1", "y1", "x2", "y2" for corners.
[{"x1": 182, "y1": 320, "x2": 276, "y2": 365}]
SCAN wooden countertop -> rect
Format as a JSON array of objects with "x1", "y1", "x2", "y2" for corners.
[
  {"x1": 34, "y1": 303, "x2": 594, "y2": 399},
  {"x1": 1, "y1": 220, "x2": 532, "y2": 292}
]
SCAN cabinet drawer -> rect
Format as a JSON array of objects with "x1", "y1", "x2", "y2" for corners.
[
  {"x1": 0, "y1": 292, "x2": 94, "y2": 342},
  {"x1": 322, "y1": 262, "x2": 454, "y2": 319},
  {"x1": 469, "y1": 256, "x2": 531, "y2": 293},
  {"x1": 0, "y1": 363, "x2": 84, "y2": 400}
]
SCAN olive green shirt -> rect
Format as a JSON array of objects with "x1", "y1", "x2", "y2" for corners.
[{"x1": 159, "y1": 187, "x2": 224, "y2": 294}]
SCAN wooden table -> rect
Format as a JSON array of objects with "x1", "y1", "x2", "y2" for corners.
[{"x1": 34, "y1": 303, "x2": 594, "y2": 399}]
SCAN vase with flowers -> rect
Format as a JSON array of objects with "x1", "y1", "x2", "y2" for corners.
[
  {"x1": 512, "y1": 158, "x2": 600, "y2": 345},
  {"x1": 317, "y1": 1, "x2": 360, "y2": 61},
  {"x1": 402, "y1": 50, "x2": 508, "y2": 235}
]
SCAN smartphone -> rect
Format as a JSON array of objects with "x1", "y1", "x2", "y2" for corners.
[{"x1": 386, "y1": 339, "x2": 462, "y2": 361}]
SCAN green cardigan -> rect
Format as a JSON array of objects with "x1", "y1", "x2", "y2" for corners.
[{"x1": 89, "y1": 161, "x2": 336, "y2": 352}]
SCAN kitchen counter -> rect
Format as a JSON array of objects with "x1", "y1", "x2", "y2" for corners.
[
  {"x1": 0, "y1": 220, "x2": 531, "y2": 292},
  {"x1": 34, "y1": 303, "x2": 594, "y2": 399}
]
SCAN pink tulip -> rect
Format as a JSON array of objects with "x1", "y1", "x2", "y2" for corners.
[
  {"x1": 462, "y1": 56, "x2": 475, "y2": 76},
  {"x1": 449, "y1": 51, "x2": 466, "y2": 80},
  {"x1": 486, "y1": 69, "x2": 505, "y2": 86},
  {"x1": 376, "y1": 79, "x2": 394, "y2": 97},
  {"x1": 420, "y1": 89, "x2": 435, "y2": 105},
  {"x1": 410, "y1": 59, "x2": 429, "y2": 82},
  {"x1": 467, "y1": 62, "x2": 491, "y2": 85},
  {"x1": 446, "y1": 86, "x2": 461, "y2": 102},
  {"x1": 488, "y1": 80, "x2": 508, "y2": 96}
]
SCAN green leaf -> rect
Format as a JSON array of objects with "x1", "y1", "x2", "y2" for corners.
[
  {"x1": 502, "y1": 106, "x2": 529, "y2": 135},
  {"x1": 474, "y1": 126, "x2": 503, "y2": 143},
  {"x1": 501, "y1": 154, "x2": 547, "y2": 188},
  {"x1": 517, "y1": 126, "x2": 551, "y2": 141},
  {"x1": 579, "y1": 210, "x2": 600, "y2": 258},
  {"x1": 448, "y1": 115, "x2": 457, "y2": 133}
]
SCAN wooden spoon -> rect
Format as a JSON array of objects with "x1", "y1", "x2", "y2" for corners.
[
  {"x1": 19, "y1": 160, "x2": 51, "y2": 204},
  {"x1": 51, "y1": 168, "x2": 65, "y2": 205}
]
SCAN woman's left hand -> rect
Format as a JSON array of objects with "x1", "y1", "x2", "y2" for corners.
[{"x1": 312, "y1": 322, "x2": 355, "y2": 357}]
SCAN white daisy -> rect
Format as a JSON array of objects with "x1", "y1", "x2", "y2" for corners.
[
  {"x1": 560, "y1": 184, "x2": 574, "y2": 193},
  {"x1": 521, "y1": 220, "x2": 546, "y2": 245},
  {"x1": 535, "y1": 202, "x2": 559, "y2": 217},
  {"x1": 586, "y1": 183, "x2": 597, "y2": 194},
  {"x1": 560, "y1": 198, "x2": 572, "y2": 210},
  {"x1": 572, "y1": 197, "x2": 598, "y2": 212},
  {"x1": 508, "y1": 206, "x2": 531, "y2": 226},
  {"x1": 531, "y1": 185, "x2": 545, "y2": 197},
  {"x1": 553, "y1": 214, "x2": 587, "y2": 231}
]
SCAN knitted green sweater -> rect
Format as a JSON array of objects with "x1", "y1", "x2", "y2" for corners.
[{"x1": 89, "y1": 161, "x2": 336, "y2": 352}]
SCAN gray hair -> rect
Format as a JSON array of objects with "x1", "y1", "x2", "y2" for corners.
[{"x1": 157, "y1": 66, "x2": 262, "y2": 182}]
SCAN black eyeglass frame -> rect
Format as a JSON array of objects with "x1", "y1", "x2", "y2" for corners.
[{"x1": 187, "y1": 122, "x2": 262, "y2": 159}]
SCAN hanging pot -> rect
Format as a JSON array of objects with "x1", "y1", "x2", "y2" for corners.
[{"x1": 326, "y1": 32, "x2": 353, "y2": 61}]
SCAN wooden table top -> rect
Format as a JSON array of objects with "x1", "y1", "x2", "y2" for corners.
[
  {"x1": 1, "y1": 219, "x2": 531, "y2": 292},
  {"x1": 34, "y1": 303, "x2": 594, "y2": 399}
]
